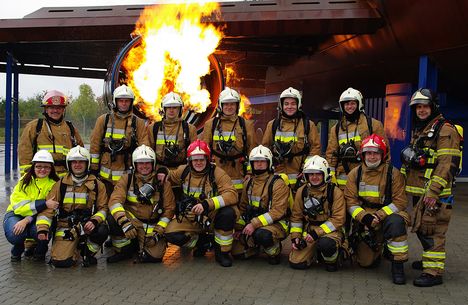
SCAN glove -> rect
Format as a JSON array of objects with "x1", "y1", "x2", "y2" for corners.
[
  {"x1": 361, "y1": 213, "x2": 375, "y2": 229},
  {"x1": 419, "y1": 211, "x2": 437, "y2": 236},
  {"x1": 121, "y1": 220, "x2": 138, "y2": 240},
  {"x1": 201, "y1": 200, "x2": 210, "y2": 215},
  {"x1": 292, "y1": 238, "x2": 307, "y2": 250},
  {"x1": 309, "y1": 230, "x2": 319, "y2": 241}
]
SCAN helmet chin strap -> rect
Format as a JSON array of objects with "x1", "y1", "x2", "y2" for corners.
[
  {"x1": 365, "y1": 159, "x2": 381, "y2": 169},
  {"x1": 43, "y1": 112, "x2": 64, "y2": 124}
]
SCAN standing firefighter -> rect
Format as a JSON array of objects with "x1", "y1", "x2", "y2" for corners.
[
  {"x1": 232, "y1": 145, "x2": 290, "y2": 265},
  {"x1": 164, "y1": 140, "x2": 238, "y2": 267},
  {"x1": 289, "y1": 155, "x2": 346, "y2": 272},
  {"x1": 326, "y1": 88, "x2": 388, "y2": 189},
  {"x1": 262, "y1": 87, "x2": 321, "y2": 190},
  {"x1": 90, "y1": 84, "x2": 150, "y2": 195},
  {"x1": 148, "y1": 92, "x2": 197, "y2": 170},
  {"x1": 36, "y1": 146, "x2": 109, "y2": 267},
  {"x1": 106, "y1": 145, "x2": 175, "y2": 263},
  {"x1": 401, "y1": 88, "x2": 462, "y2": 287},
  {"x1": 345, "y1": 134, "x2": 409, "y2": 285},
  {"x1": 19, "y1": 90, "x2": 84, "y2": 177},
  {"x1": 201, "y1": 87, "x2": 256, "y2": 193}
]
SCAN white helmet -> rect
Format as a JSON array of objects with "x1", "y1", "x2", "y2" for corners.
[
  {"x1": 112, "y1": 85, "x2": 135, "y2": 110},
  {"x1": 66, "y1": 146, "x2": 91, "y2": 171},
  {"x1": 249, "y1": 145, "x2": 274, "y2": 171},
  {"x1": 132, "y1": 145, "x2": 156, "y2": 168},
  {"x1": 161, "y1": 92, "x2": 184, "y2": 117},
  {"x1": 339, "y1": 87, "x2": 364, "y2": 112},
  {"x1": 303, "y1": 155, "x2": 331, "y2": 183},
  {"x1": 217, "y1": 87, "x2": 241, "y2": 113},
  {"x1": 279, "y1": 87, "x2": 302, "y2": 111},
  {"x1": 32, "y1": 150, "x2": 54, "y2": 164}
]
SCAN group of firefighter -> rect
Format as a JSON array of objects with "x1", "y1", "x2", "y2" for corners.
[{"x1": 3, "y1": 82, "x2": 462, "y2": 288}]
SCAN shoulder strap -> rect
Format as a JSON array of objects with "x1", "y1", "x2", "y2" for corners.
[
  {"x1": 126, "y1": 173, "x2": 133, "y2": 192},
  {"x1": 238, "y1": 116, "x2": 248, "y2": 155},
  {"x1": 210, "y1": 116, "x2": 219, "y2": 149},
  {"x1": 267, "y1": 174, "x2": 282, "y2": 209},
  {"x1": 131, "y1": 115, "x2": 138, "y2": 147},
  {"x1": 301, "y1": 184, "x2": 308, "y2": 201},
  {"x1": 335, "y1": 119, "x2": 340, "y2": 142},
  {"x1": 33, "y1": 118, "x2": 44, "y2": 154},
  {"x1": 181, "y1": 165, "x2": 191, "y2": 183},
  {"x1": 59, "y1": 177, "x2": 66, "y2": 207},
  {"x1": 153, "y1": 121, "x2": 161, "y2": 143},
  {"x1": 101, "y1": 113, "x2": 110, "y2": 144},
  {"x1": 65, "y1": 120, "x2": 77, "y2": 147},
  {"x1": 366, "y1": 115, "x2": 373, "y2": 135},
  {"x1": 383, "y1": 164, "x2": 393, "y2": 205},
  {"x1": 272, "y1": 118, "x2": 280, "y2": 142},
  {"x1": 303, "y1": 116, "x2": 310, "y2": 145},
  {"x1": 182, "y1": 120, "x2": 190, "y2": 149},
  {"x1": 327, "y1": 183, "x2": 335, "y2": 214},
  {"x1": 209, "y1": 165, "x2": 218, "y2": 196},
  {"x1": 356, "y1": 165, "x2": 362, "y2": 192}
]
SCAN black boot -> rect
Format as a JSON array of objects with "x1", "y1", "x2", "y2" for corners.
[
  {"x1": 391, "y1": 261, "x2": 406, "y2": 285},
  {"x1": 82, "y1": 255, "x2": 98, "y2": 267},
  {"x1": 215, "y1": 245, "x2": 232, "y2": 267},
  {"x1": 411, "y1": 260, "x2": 423, "y2": 270},
  {"x1": 413, "y1": 273, "x2": 443, "y2": 287},
  {"x1": 107, "y1": 251, "x2": 133, "y2": 263},
  {"x1": 193, "y1": 234, "x2": 212, "y2": 257},
  {"x1": 325, "y1": 263, "x2": 338, "y2": 272},
  {"x1": 268, "y1": 254, "x2": 281, "y2": 265}
]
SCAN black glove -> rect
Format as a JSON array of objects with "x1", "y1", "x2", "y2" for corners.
[
  {"x1": 361, "y1": 213, "x2": 375, "y2": 228},
  {"x1": 309, "y1": 230, "x2": 319, "y2": 241},
  {"x1": 201, "y1": 200, "x2": 210, "y2": 215},
  {"x1": 292, "y1": 238, "x2": 307, "y2": 250}
]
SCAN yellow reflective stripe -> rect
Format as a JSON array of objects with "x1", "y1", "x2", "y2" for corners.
[
  {"x1": 436, "y1": 148, "x2": 461, "y2": 157},
  {"x1": 432, "y1": 175, "x2": 448, "y2": 188},
  {"x1": 214, "y1": 233, "x2": 233, "y2": 246},
  {"x1": 290, "y1": 227, "x2": 302, "y2": 234},
  {"x1": 257, "y1": 213, "x2": 273, "y2": 226},
  {"x1": 423, "y1": 262, "x2": 445, "y2": 269},
  {"x1": 319, "y1": 221, "x2": 336, "y2": 234},
  {"x1": 382, "y1": 206, "x2": 394, "y2": 216},
  {"x1": 358, "y1": 191, "x2": 379, "y2": 197},
  {"x1": 212, "y1": 196, "x2": 226, "y2": 209},
  {"x1": 156, "y1": 139, "x2": 177, "y2": 145},
  {"x1": 87, "y1": 241, "x2": 100, "y2": 253},
  {"x1": 63, "y1": 198, "x2": 87, "y2": 205},
  {"x1": 127, "y1": 195, "x2": 138, "y2": 203},
  {"x1": 157, "y1": 217, "x2": 170, "y2": 228},
  {"x1": 55, "y1": 231, "x2": 65, "y2": 237},
  {"x1": 36, "y1": 216, "x2": 52, "y2": 226},
  {"x1": 236, "y1": 218, "x2": 246, "y2": 226},
  {"x1": 338, "y1": 135, "x2": 361, "y2": 145},
  {"x1": 94, "y1": 211, "x2": 106, "y2": 222},
  {"x1": 213, "y1": 135, "x2": 237, "y2": 141},
  {"x1": 350, "y1": 206, "x2": 365, "y2": 219},
  {"x1": 440, "y1": 188, "x2": 452, "y2": 196},
  {"x1": 274, "y1": 136, "x2": 297, "y2": 142},
  {"x1": 279, "y1": 220, "x2": 289, "y2": 232},
  {"x1": 405, "y1": 185, "x2": 425, "y2": 195},
  {"x1": 112, "y1": 238, "x2": 131, "y2": 248},
  {"x1": 387, "y1": 241, "x2": 408, "y2": 254},
  {"x1": 423, "y1": 251, "x2": 446, "y2": 259},
  {"x1": 105, "y1": 132, "x2": 125, "y2": 139}
]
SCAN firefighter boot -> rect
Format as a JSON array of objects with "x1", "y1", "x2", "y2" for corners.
[
  {"x1": 215, "y1": 245, "x2": 233, "y2": 267},
  {"x1": 193, "y1": 233, "x2": 212, "y2": 257},
  {"x1": 413, "y1": 273, "x2": 443, "y2": 287},
  {"x1": 411, "y1": 260, "x2": 423, "y2": 270},
  {"x1": 391, "y1": 261, "x2": 406, "y2": 285}
]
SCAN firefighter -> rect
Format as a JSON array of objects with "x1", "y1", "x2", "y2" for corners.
[
  {"x1": 19, "y1": 89, "x2": 84, "y2": 177},
  {"x1": 201, "y1": 87, "x2": 256, "y2": 193},
  {"x1": 401, "y1": 88, "x2": 461, "y2": 287},
  {"x1": 232, "y1": 145, "x2": 290, "y2": 265},
  {"x1": 4, "y1": 150, "x2": 59, "y2": 261},
  {"x1": 36, "y1": 146, "x2": 109, "y2": 268},
  {"x1": 326, "y1": 88, "x2": 388, "y2": 190},
  {"x1": 345, "y1": 134, "x2": 409, "y2": 285},
  {"x1": 106, "y1": 145, "x2": 175, "y2": 263},
  {"x1": 262, "y1": 87, "x2": 321, "y2": 190},
  {"x1": 164, "y1": 139, "x2": 238, "y2": 267},
  {"x1": 148, "y1": 92, "x2": 197, "y2": 171},
  {"x1": 289, "y1": 155, "x2": 346, "y2": 272},
  {"x1": 89, "y1": 84, "x2": 150, "y2": 196}
]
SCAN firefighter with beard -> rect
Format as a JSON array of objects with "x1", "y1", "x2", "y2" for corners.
[
  {"x1": 36, "y1": 146, "x2": 109, "y2": 267},
  {"x1": 289, "y1": 155, "x2": 346, "y2": 272},
  {"x1": 148, "y1": 92, "x2": 197, "y2": 171},
  {"x1": 106, "y1": 145, "x2": 175, "y2": 263},
  {"x1": 90, "y1": 84, "x2": 150, "y2": 196},
  {"x1": 232, "y1": 145, "x2": 290, "y2": 265},
  {"x1": 201, "y1": 87, "x2": 256, "y2": 193},
  {"x1": 326, "y1": 88, "x2": 388, "y2": 190},
  {"x1": 262, "y1": 87, "x2": 321, "y2": 190},
  {"x1": 401, "y1": 88, "x2": 461, "y2": 287},
  {"x1": 163, "y1": 140, "x2": 238, "y2": 267},
  {"x1": 345, "y1": 134, "x2": 409, "y2": 285},
  {"x1": 19, "y1": 90, "x2": 83, "y2": 177}
]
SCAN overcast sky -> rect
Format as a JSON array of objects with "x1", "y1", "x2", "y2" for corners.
[{"x1": 1, "y1": 0, "x2": 232, "y2": 100}]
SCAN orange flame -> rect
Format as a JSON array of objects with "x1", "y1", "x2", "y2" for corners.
[
  {"x1": 122, "y1": 2, "x2": 223, "y2": 121},
  {"x1": 225, "y1": 66, "x2": 252, "y2": 118}
]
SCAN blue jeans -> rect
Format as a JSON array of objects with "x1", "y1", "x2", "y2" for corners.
[{"x1": 3, "y1": 212, "x2": 49, "y2": 257}]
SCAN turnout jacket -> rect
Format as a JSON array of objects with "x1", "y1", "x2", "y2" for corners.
[
  {"x1": 290, "y1": 183, "x2": 346, "y2": 239},
  {"x1": 90, "y1": 112, "x2": 149, "y2": 184},
  {"x1": 237, "y1": 172, "x2": 290, "y2": 230},
  {"x1": 36, "y1": 174, "x2": 108, "y2": 234},
  {"x1": 262, "y1": 115, "x2": 321, "y2": 185},
  {"x1": 19, "y1": 118, "x2": 84, "y2": 176},
  {"x1": 108, "y1": 172, "x2": 175, "y2": 232},
  {"x1": 345, "y1": 163, "x2": 408, "y2": 224},
  {"x1": 402, "y1": 114, "x2": 461, "y2": 199},
  {"x1": 148, "y1": 118, "x2": 197, "y2": 169},
  {"x1": 169, "y1": 164, "x2": 238, "y2": 212},
  {"x1": 7, "y1": 176, "x2": 56, "y2": 217},
  {"x1": 202, "y1": 114, "x2": 256, "y2": 190},
  {"x1": 326, "y1": 113, "x2": 388, "y2": 187}
]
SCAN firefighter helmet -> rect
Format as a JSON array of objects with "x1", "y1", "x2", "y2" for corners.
[
  {"x1": 303, "y1": 155, "x2": 331, "y2": 183},
  {"x1": 112, "y1": 84, "x2": 135, "y2": 111},
  {"x1": 409, "y1": 88, "x2": 439, "y2": 107},
  {"x1": 279, "y1": 87, "x2": 302, "y2": 111},
  {"x1": 187, "y1": 139, "x2": 211, "y2": 160},
  {"x1": 249, "y1": 145, "x2": 274, "y2": 171},
  {"x1": 32, "y1": 150, "x2": 54, "y2": 164},
  {"x1": 339, "y1": 87, "x2": 364, "y2": 113},
  {"x1": 161, "y1": 92, "x2": 184, "y2": 117},
  {"x1": 66, "y1": 146, "x2": 91, "y2": 171},
  {"x1": 41, "y1": 90, "x2": 68, "y2": 107},
  {"x1": 217, "y1": 87, "x2": 241, "y2": 113},
  {"x1": 132, "y1": 145, "x2": 156, "y2": 168},
  {"x1": 360, "y1": 134, "x2": 388, "y2": 159}
]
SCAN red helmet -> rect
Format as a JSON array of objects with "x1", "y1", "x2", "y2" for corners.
[
  {"x1": 187, "y1": 139, "x2": 211, "y2": 160},
  {"x1": 360, "y1": 134, "x2": 388, "y2": 159},
  {"x1": 41, "y1": 90, "x2": 68, "y2": 107}
]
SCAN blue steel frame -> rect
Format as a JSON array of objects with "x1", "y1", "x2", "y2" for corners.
[{"x1": 4, "y1": 52, "x2": 19, "y2": 175}]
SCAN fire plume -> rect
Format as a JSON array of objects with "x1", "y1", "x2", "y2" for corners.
[
  {"x1": 122, "y1": 2, "x2": 223, "y2": 121},
  {"x1": 225, "y1": 66, "x2": 252, "y2": 119}
]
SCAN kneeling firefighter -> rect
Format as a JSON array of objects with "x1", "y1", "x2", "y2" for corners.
[
  {"x1": 345, "y1": 134, "x2": 409, "y2": 285},
  {"x1": 289, "y1": 155, "x2": 346, "y2": 272},
  {"x1": 36, "y1": 146, "x2": 109, "y2": 267},
  {"x1": 164, "y1": 139, "x2": 238, "y2": 267},
  {"x1": 106, "y1": 145, "x2": 175, "y2": 263},
  {"x1": 232, "y1": 145, "x2": 290, "y2": 265}
]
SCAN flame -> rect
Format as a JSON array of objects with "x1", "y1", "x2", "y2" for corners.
[
  {"x1": 225, "y1": 65, "x2": 252, "y2": 118},
  {"x1": 122, "y1": 2, "x2": 223, "y2": 121}
]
